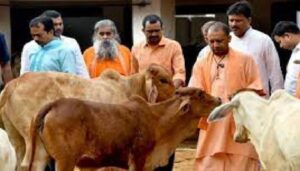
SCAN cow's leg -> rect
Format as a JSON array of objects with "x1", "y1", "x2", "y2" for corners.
[
  {"x1": 129, "y1": 157, "x2": 147, "y2": 171},
  {"x1": 28, "y1": 140, "x2": 49, "y2": 171},
  {"x1": 2, "y1": 113, "x2": 25, "y2": 171},
  {"x1": 20, "y1": 136, "x2": 33, "y2": 170},
  {"x1": 55, "y1": 158, "x2": 76, "y2": 171}
]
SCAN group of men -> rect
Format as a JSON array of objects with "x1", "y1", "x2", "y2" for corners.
[
  {"x1": 19, "y1": 10, "x2": 186, "y2": 93},
  {"x1": 1, "y1": 0, "x2": 300, "y2": 171},
  {"x1": 16, "y1": 9, "x2": 185, "y2": 171},
  {"x1": 190, "y1": 1, "x2": 300, "y2": 171}
]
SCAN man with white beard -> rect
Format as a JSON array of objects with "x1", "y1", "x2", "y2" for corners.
[{"x1": 83, "y1": 19, "x2": 134, "y2": 78}]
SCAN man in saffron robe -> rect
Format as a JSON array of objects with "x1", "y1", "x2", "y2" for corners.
[
  {"x1": 83, "y1": 19, "x2": 134, "y2": 78},
  {"x1": 189, "y1": 21, "x2": 264, "y2": 171}
]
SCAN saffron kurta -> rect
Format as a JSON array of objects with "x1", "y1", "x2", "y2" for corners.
[
  {"x1": 131, "y1": 36, "x2": 186, "y2": 82},
  {"x1": 296, "y1": 75, "x2": 300, "y2": 98},
  {"x1": 83, "y1": 44, "x2": 132, "y2": 78},
  {"x1": 189, "y1": 47, "x2": 264, "y2": 171}
]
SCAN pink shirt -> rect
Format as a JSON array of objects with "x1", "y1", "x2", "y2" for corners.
[{"x1": 131, "y1": 37, "x2": 186, "y2": 82}]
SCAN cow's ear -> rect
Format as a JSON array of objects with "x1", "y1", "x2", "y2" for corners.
[
  {"x1": 145, "y1": 79, "x2": 158, "y2": 103},
  {"x1": 147, "y1": 65, "x2": 159, "y2": 77},
  {"x1": 207, "y1": 101, "x2": 237, "y2": 122},
  {"x1": 177, "y1": 99, "x2": 191, "y2": 115}
]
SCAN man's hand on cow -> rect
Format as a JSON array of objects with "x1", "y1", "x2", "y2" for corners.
[{"x1": 173, "y1": 79, "x2": 185, "y2": 89}]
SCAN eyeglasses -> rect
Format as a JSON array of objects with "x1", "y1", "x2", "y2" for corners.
[{"x1": 99, "y1": 32, "x2": 112, "y2": 36}]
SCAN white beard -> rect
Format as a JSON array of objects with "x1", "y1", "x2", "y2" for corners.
[{"x1": 93, "y1": 39, "x2": 119, "y2": 60}]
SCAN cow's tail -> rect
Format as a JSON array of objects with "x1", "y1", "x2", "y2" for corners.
[{"x1": 28, "y1": 101, "x2": 56, "y2": 171}]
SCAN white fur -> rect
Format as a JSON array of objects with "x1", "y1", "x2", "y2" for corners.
[
  {"x1": 0, "y1": 128, "x2": 16, "y2": 171},
  {"x1": 209, "y1": 90, "x2": 300, "y2": 171}
]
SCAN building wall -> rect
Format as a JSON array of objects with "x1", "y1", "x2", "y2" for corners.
[
  {"x1": 176, "y1": 0, "x2": 299, "y2": 34},
  {"x1": 132, "y1": 0, "x2": 175, "y2": 44}
]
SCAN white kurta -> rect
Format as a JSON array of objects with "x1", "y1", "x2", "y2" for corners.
[
  {"x1": 230, "y1": 27, "x2": 284, "y2": 96},
  {"x1": 285, "y1": 43, "x2": 300, "y2": 95},
  {"x1": 197, "y1": 45, "x2": 210, "y2": 58},
  {"x1": 20, "y1": 35, "x2": 90, "y2": 78}
]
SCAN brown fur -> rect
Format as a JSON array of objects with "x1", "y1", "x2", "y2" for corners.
[
  {"x1": 29, "y1": 87, "x2": 221, "y2": 171},
  {"x1": 0, "y1": 64, "x2": 175, "y2": 171}
]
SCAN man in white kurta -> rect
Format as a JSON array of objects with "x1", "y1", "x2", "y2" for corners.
[
  {"x1": 272, "y1": 21, "x2": 300, "y2": 96},
  {"x1": 197, "y1": 21, "x2": 216, "y2": 58},
  {"x1": 20, "y1": 10, "x2": 89, "y2": 78},
  {"x1": 227, "y1": 1, "x2": 283, "y2": 96}
]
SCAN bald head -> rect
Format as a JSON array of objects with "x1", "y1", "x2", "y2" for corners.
[
  {"x1": 207, "y1": 22, "x2": 231, "y2": 56},
  {"x1": 207, "y1": 22, "x2": 231, "y2": 36}
]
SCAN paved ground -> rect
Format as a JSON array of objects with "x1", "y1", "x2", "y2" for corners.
[
  {"x1": 173, "y1": 148, "x2": 196, "y2": 171},
  {"x1": 173, "y1": 140, "x2": 197, "y2": 171}
]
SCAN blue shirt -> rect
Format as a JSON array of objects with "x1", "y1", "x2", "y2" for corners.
[
  {"x1": 28, "y1": 39, "x2": 76, "y2": 74},
  {"x1": 0, "y1": 33, "x2": 10, "y2": 64}
]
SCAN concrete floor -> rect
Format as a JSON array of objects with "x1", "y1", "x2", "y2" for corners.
[{"x1": 173, "y1": 148, "x2": 196, "y2": 171}]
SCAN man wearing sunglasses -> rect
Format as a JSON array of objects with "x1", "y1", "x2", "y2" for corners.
[{"x1": 83, "y1": 19, "x2": 134, "y2": 78}]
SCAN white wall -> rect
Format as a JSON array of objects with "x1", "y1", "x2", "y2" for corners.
[{"x1": 132, "y1": 0, "x2": 175, "y2": 45}]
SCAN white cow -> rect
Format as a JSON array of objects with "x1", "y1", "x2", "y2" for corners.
[
  {"x1": 208, "y1": 90, "x2": 300, "y2": 171},
  {"x1": 0, "y1": 128, "x2": 16, "y2": 171}
]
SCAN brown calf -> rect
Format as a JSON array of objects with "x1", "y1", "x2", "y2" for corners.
[
  {"x1": 0, "y1": 64, "x2": 175, "y2": 171},
  {"x1": 29, "y1": 87, "x2": 221, "y2": 171}
]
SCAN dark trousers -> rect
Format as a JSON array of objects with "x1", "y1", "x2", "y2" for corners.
[
  {"x1": 45, "y1": 159, "x2": 55, "y2": 171},
  {"x1": 154, "y1": 153, "x2": 175, "y2": 171}
]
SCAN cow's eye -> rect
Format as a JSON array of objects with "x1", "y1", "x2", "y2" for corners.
[
  {"x1": 160, "y1": 78, "x2": 169, "y2": 84},
  {"x1": 175, "y1": 91, "x2": 181, "y2": 97},
  {"x1": 198, "y1": 91, "x2": 204, "y2": 98}
]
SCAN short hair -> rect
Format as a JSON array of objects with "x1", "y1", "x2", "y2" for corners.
[
  {"x1": 41, "y1": 10, "x2": 61, "y2": 18},
  {"x1": 93, "y1": 19, "x2": 120, "y2": 42},
  {"x1": 227, "y1": 1, "x2": 252, "y2": 18},
  {"x1": 201, "y1": 20, "x2": 216, "y2": 35},
  {"x1": 29, "y1": 16, "x2": 54, "y2": 32},
  {"x1": 142, "y1": 14, "x2": 163, "y2": 28},
  {"x1": 272, "y1": 21, "x2": 300, "y2": 37},
  {"x1": 208, "y1": 21, "x2": 231, "y2": 36}
]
